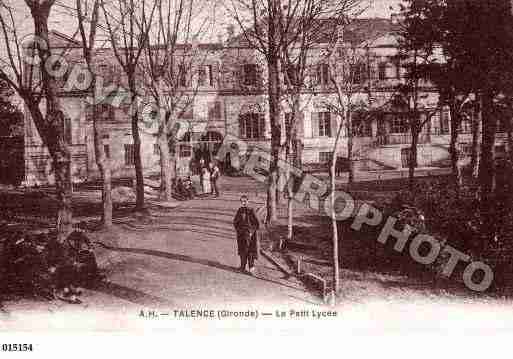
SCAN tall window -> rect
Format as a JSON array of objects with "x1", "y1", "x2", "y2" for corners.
[
  {"x1": 351, "y1": 63, "x2": 366, "y2": 84},
  {"x1": 239, "y1": 113, "x2": 265, "y2": 139},
  {"x1": 208, "y1": 101, "x2": 222, "y2": 119},
  {"x1": 378, "y1": 62, "x2": 387, "y2": 81},
  {"x1": 316, "y1": 63, "x2": 330, "y2": 86},
  {"x1": 179, "y1": 144, "x2": 192, "y2": 157},
  {"x1": 243, "y1": 64, "x2": 258, "y2": 86},
  {"x1": 318, "y1": 112, "x2": 332, "y2": 137},
  {"x1": 198, "y1": 66, "x2": 207, "y2": 86},
  {"x1": 394, "y1": 58, "x2": 402, "y2": 79},
  {"x1": 64, "y1": 118, "x2": 72, "y2": 144},
  {"x1": 104, "y1": 144, "x2": 110, "y2": 159},
  {"x1": 390, "y1": 116, "x2": 408, "y2": 133},
  {"x1": 198, "y1": 65, "x2": 214, "y2": 86},
  {"x1": 124, "y1": 144, "x2": 135, "y2": 166},
  {"x1": 440, "y1": 109, "x2": 450, "y2": 134}
]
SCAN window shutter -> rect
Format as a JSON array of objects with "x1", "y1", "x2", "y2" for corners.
[
  {"x1": 239, "y1": 115, "x2": 246, "y2": 138},
  {"x1": 316, "y1": 65, "x2": 322, "y2": 85},
  {"x1": 259, "y1": 114, "x2": 266, "y2": 139},
  {"x1": 368, "y1": 62, "x2": 376, "y2": 82},
  {"x1": 312, "y1": 112, "x2": 319, "y2": 138},
  {"x1": 297, "y1": 111, "x2": 305, "y2": 138},
  {"x1": 322, "y1": 64, "x2": 329, "y2": 86},
  {"x1": 64, "y1": 118, "x2": 72, "y2": 144},
  {"x1": 330, "y1": 113, "x2": 337, "y2": 138},
  {"x1": 236, "y1": 65, "x2": 244, "y2": 88},
  {"x1": 213, "y1": 64, "x2": 220, "y2": 87}
]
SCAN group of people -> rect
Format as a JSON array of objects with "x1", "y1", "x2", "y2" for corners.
[
  {"x1": 174, "y1": 159, "x2": 221, "y2": 200},
  {"x1": 174, "y1": 176, "x2": 196, "y2": 200},
  {"x1": 199, "y1": 159, "x2": 221, "y2": 197}
]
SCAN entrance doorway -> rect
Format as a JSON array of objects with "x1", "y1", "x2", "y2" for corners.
[{"x1": 176, "y1": 131, "x2": 223, "y2": 176}]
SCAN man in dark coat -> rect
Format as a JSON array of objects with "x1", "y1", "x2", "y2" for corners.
[{"x1": 233, "y1": 195, "x2": 260, "y2": 274}]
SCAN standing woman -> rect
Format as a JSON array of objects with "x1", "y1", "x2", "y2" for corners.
[{"x1": 202, "y1": 166, "x2": 211, "y2": 195}]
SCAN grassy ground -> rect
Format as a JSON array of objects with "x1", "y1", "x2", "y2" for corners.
[
  {"x1": 1, "y1": 173, "x2": 510, "y2": 318},
  {"x1": 265, "y1": 174, "x2": 511, "y2": 303}
]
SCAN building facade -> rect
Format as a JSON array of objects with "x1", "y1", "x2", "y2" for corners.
[{"x1": 23, "y1": 18, "x2": 508, "y2": 186}]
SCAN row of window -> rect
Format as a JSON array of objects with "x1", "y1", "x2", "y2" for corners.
[
  {"x1": 242, "y1": 61, "x2": 402, "y2": 88},
  {"x1": 99, "y1": 144, "x2": 147, "y2": 166},
  {"x1": 179, "y1": 62, "x2": 401, "y2": 87},
  {"x1": 88, "y1": 101, "x2": 223, "y2": 122},
  {"x1": 172, "y1": 59, "x2": 404, "y2": 89}
]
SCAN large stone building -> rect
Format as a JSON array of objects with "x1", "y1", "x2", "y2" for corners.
[{"x1": 23, "y1": 17, "x2": 508, "y2": 185}]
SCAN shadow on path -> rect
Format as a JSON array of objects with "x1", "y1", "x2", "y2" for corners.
[{"x1": 98, "y1": 244, "x2": 308, "y2": 294}]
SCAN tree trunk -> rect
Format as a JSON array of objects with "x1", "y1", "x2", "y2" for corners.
[
  {"x1": 409, "y1": 127, "x2": 419, "y2": 191},
  {"x1": 31, "y1": 5, "x2": 73, "y2": 241},
  {"x1": 330, "y1": 159, "x2": 340, "y2": 297},
  {"x1": 128, "y1": 77, "x2": 145, "y2": 210},
  {"x1": 159, "y1": 129, "x2": 173, "y2": 201},
  {"x1": 286, "y1": 98, "x2": 302, "y2": 242},
  {"x1": 52, "y1": 146, "x2": 73, "y2": 242},
  {"x1": 507, "y1": 117, "x2": 513, "y2": 200},
  {"x1": 88, "y1": 74, "x2": 113, "y2": 228},
  {"x1": 93, "y1": 108, "x2": 113, "y2": 228},
  {"x1": 478, "y1": 91, "x2": 497, "y2": 248},
  {"x1": 449, "y1": 104, "x2": 462, "y2": 192},
  {"x1": 347, "y1": 111, "x2": 354, "y2": 186},
  {"x1": 286, "y1": 137, "x2": 294, "y2": 244},
  {"x1": 471, "y1": 101, "x2": 482, "y2": 179},
  {"x1": 266, "y1": 55, "x2": 281, "y2": 224}
]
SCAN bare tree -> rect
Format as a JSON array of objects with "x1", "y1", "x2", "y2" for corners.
[
  {"x1": 321, "y1": 22, "x2": 376, "y2": 297},
  {"x1": 0, "y1": 0, "x2": 74, "y2": 241},
  {"x1": 139, "y1": 0, "x2": 217, "y2": 201},
  {"x1": 226, "y1": 0, "x2": 364, "y2": 224},
  {"x1": 73, "y1": 0, "x2": 115, "y2": 227},
  {"x1": 225, "y1": 0, "x2": 283, "y2": 223},
  {"x1": 278, "y1": 5, "x2": 342, "y2": 243},
  {"x1": 100, "y1": 0, "x2": 157, "y2": 211}
]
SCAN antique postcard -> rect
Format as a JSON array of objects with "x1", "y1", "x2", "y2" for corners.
[{"x1": 1, "y1": 0, "x2": 513, "y2": 355}]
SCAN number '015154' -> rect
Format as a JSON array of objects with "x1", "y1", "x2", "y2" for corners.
[{"x1": 2, "y1": 344, "x2": 33, "y2": 351}]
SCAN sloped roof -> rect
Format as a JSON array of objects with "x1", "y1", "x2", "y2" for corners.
[
  {"x1": 227, "y1": 17, "x2": 399, "y2": 47},
  {"x1": 342, "y1": 18, "x2": 400, "y2": 45}
]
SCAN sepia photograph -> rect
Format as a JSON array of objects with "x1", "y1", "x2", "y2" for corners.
[{"x1": 1, "y1": 0, "x2": 513, "y2": 354}]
